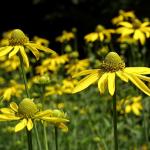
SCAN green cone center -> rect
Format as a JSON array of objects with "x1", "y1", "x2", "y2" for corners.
[
  {"x1": 100, "y1": 52, "x2": 125, "y2": 72},
  {"x1": 18, "y1": 98, "x2": 38, "y2": 117},
  {"x1": 9, "y1": 29, "x2": 29, "y2": 46}
]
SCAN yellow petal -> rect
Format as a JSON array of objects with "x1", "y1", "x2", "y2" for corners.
[
  {"x1": 126, "y1": 74, "x2": 150, "y2": 96},
  {"x1": 28, "y1": 43, "x2": 57, "y2": 54},
  {"x1": 116, "y1": 27, "x2": 134, "y2": 36},
  {"x1": 0, "y1": 114, "x2": 19, "y2": 121},
  {"x1": 15, "y1": 119, "x2": 27, "y2": 132},
  {"x1": 133, "y1": 30, "x2": 145, "y2": 45},
  {"x1": 124, "y1": 67, "x2": 150, "y2": 74},
  {"x1": 135, "y1": 74, "x2": 150, "y2": 82},
  {"x1": 42, "y1": 117, "x2": 69, "y2": 123},
  {"x1": 141, "y1": 22, "x2": 150, "y2": 27},
  {"x1": 25, "y1": 45, "x2": 40, "y2": 60},
  {"x1": 10, "y1": 102, "x2": 18, "y2": 112},
  {"x1": 98, "y1": 73, "x2": 108, "y2": 94},
  {"x1": 19, "y1": 46, "x2": 29, "y2": 68},
  {"x1": 58, "y1": 123, "x2": 68, "y2": 132},
  {"x1": 132, "y1": 105, "x2": 141, "y2": 116},
  {"x1": 125, "y1": 105, "x2": 131, "y2": 113},
  {"x1": 108, "y1": 73, "x2": 116, "y2": 96},
  {"x1": 0, "y1": 108, "x2": 14, "y2": 114},
  {"x1": 116, "y1": 71, "x2": 128, "y2": 82},
  {"x1": 0, "y1": 46, "x2": 13, "y2": 57},
  {"x1": 72, "y1": 69, "x2": 100, "y2": 78},
  {"x1": 72, "y1": 72, "x2": 100, "y2": 93},
  {"x1": 8, "y1": 46, "x2": 20, "y2": 58},
  {"x1": 27, "y1": 119, "x2": 33, "y2": 131},
  {"x1": 34, "y1": 110, "x2": 53, "y2": 118},
  {"x1": 118, "y1": 22, "x2": 133, "y2": 28}
]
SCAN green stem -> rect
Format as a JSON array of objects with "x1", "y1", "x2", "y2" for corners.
[
  {"x1": 44, "y1": 124, "x2": 49, "y2": 150},
  {"x1": 19, "y1": 54, "x2": 30, "y2": 98},
  {"x1": 34, "y1": 123, "x2": 42, "y2": 150},
  {"x1": 113, "y1": 91, "x2": 118, "y2": 150},
  {"x1": 19, "y1": 54, "x2": 32, "y2": 150},
  {"x1": 26, "y1": 129, "x2": 33, "y2": 150},
  {"x1": 55, "y1": 126, "x2": 58, "y2": 150}
]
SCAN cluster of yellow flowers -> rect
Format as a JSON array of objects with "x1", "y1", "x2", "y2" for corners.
[{"x1": 0, "y1": 9, "x2": 150, "y2": 149}]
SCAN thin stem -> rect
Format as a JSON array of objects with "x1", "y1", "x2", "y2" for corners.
[
  {"x1": 113, "y1": 91, "x2": 118, "y2": 150},
  {"x1": 34, "y1": 123, "x2": 42, "y2": 150},
  {"x1": 55, "y1": 126, "x2": 58, "y2": 150},
  {"x1": 26, "y1": 129, "x2": 33, "y2": 150},
  {"x1": 19, "y1": 54, "x2": 32, "y2": 150},
  {"x1": 44, "y1": 124, "x2": 49, "y2": 150},
  {"x1": 19, "y1": 54, "x2": 30, "y2": 98}
]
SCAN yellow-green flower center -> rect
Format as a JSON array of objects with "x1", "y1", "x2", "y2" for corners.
[
  {"x1": 9, "y1": 29, "x2": 29, "y2": 46},
  {"x1": 132, "y1": 19, "x2": 141, "y2": 29},
  {"x1": 96, "y1": 25, "x2": 105, "y2": 32},
  {"x1": 100, "y1": 52, "x2": 125, "y2": 72},
  {"x1": 18, "y1": 98, "x2": 38, "y2": 118}
]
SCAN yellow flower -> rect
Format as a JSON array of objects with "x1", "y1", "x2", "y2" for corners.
[
  {"x1": 56, "y1": 30, "x2": 75, "y2": 43},
  {"x1": 36, "y1": 54, "x2": 68, "y2": 74},
  {"x1": 72, "y1": 52, "x2": 150, "y2": 96},
  {"x1": 112, "y1": 10, "x2": 136, "y2": 25},
  {"x1": 0, "y1": 98, "x2": 69, "y2": 132},
  {"x1": 0, "y1": 55, "x2": 20, "y2": 72},
  {"x1": 0, "y1": 80, "x2": 25, "y2": 101},
  {"x1": 117, "y1": 96, "x2": 143, "y2": 116},
  {"x1": 32, "y1": 74, "x2": 51, "y2": 85},
  {"x1": 0, "y1": 30, "x2": 12, "y2": 46},
  {"x1": 65, "y1": 59, "x2": 90, "y2": 76},
  {"x1": 61, "y1": 78, "x2": 78, "y2": 94},
  {"x1": 0, "y1": 29, "x2": 56, "y2": 68},
  {"x1": 33, "y1": 36, "x2": 50, "y2": 47},
  {"x1": 45, "y1": 84, "x2": 64, "y2": 96},
  {"x1": 116, "y1": 19, "x2": 150, "y2": 45},
  {"x1": 84, "y1": 25, "x2": 115, "y2": 42}
]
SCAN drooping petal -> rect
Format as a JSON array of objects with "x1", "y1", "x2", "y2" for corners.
[
  {"x1": 124, "y1": 67, "x2": 150, "y2": 74},
  {"x1": 125, "y1": 105, "x2": 131, "y2": 113},
  {"x1": 8, "y1": 46, "x2": 20, "y2": 58},
  {"x1": 0, "y1": 46, "x2": 13, "y2": 57},
  {"x1": 116, "y1": 71, "x2": 128, "y2": 82},
  {"x1": 10, "y1": 102, "x2": 18, "y2": 112},
  {"x1": 126, "y1": 74, "x2": 150, "y2": 96},
  {"x1": 34, "y1": 110, "x2": 53, "y2": 118},
  {"x1": 28, "y1": 43, "x2": 57, "y2": 55},
  {"x1": 133, "y1": 30, "x2": 145, "y2": 45},
  {"x1": 132, "y1": 105, "x2": 141, "y2": 116},
  {"x1": 25, "y1": 45, "x2": 40, "y2": 60},
  {"x1": 72, "y1": 72, "x2": 100, "y2": 93},
  {"x1": 135, "y1": 74, "x2": 150, "y2": 82},
  {"x1": 42, "y1": 117, "x2": 69, "y2": 123},
  {"x1": 0, "y1": 108, "x2": 14, "y2": 114},
  {"x1": 108, "y1": 73, "x2": 116, "y2": 96},
  {"x1": 72, "y1": 69, "x2": 101, "y2": 78},
  {"x1": 98, "y1": 73, "x2": 108, "y2": 94},
  {"x1": 27, "y1": 119, "x2": 33, "y2": 131},
  {"x1": 58, "y1": 123, "x2": 68, "y2": 132},
  {"x1": 19, "y1": 46, "x2": 29, "y2": 68},
  {"x1": 15, "y1": 119, "x2": 27, "y2": 132}
]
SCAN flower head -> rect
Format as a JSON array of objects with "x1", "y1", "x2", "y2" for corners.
[
  {"x1": 72, "y1": 52, "x2": 150, "y2": 96},
  {"x1": 84, "y1": 25, "x2": 115, "y2": 43},
  {"x1": 0, "y1": 98, "x2": 69, "y2": 132},
  {"x1": 56, "y1": 30, "x2": 75, "y2": 43},
  {"x1": 116, "y1": 19, "x2": 150, "y2": 45},
  {"x1": 0, "y1": 29, "x2": 56, "y2": 68},
  {"x1": 117, "y1": 96, "x2": 143, "y2": 116}
]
